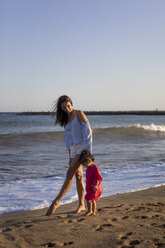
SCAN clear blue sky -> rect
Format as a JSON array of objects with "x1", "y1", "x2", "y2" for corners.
[{"x1": 1, "y1": 0, "x2": 165, "y2": 112}]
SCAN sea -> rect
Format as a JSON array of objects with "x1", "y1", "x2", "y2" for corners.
[{"x1": 0, "y1": 113, "x2": 165, "y2": 214}]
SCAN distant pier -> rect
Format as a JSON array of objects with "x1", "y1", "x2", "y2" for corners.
[{"x1": 18, "y1": 111, "x2": 165, "y2": 116}]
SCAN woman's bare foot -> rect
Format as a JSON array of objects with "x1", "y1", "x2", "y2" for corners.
[
  {"x1": 75, "y1": 204, "x2": 86, "y2": 213},
  {"x1": 46, "y1": 201, "x2": 60, "y2": 216}
]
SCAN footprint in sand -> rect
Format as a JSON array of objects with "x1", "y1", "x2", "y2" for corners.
[
  {"x1": 149, "y1": 223, "x2": 165, "y2": 229},
  {"x1": 152, "y1": 238, "x2": 165, "y2": 247},
  {"x1": 24, "y1": 224, "x2": 34, "y2": 228},
  {"x1": 102, "y1": 223, "x2": 113, "y2": 227},
  {"x1": 65, "y1": 218, "x2": 78, "y2": 224},
  {"x1": 152, "y1": 215, "x2": 160, "y2": 218},
  {"x1": 118, "y1": 232, "x2": 141, "y2": 248},
  {"x1": 122, "y1": 216, "x2": 129, "y2": 220},
  {"x1": 63, "y1": 241, "x2": 74, "y2": 246},
  {"x1": 128, "y1": 206, "x2": 146, "y2": 212},
  {"x1": 97, "y1": 205, "x2": 124, "y2": 215},
  {"x1": 119, "y1": 232, "x2": 133, "y2": 240},
  {"x1": 56, "y1": 214, "x2": 68, "y2": 219},
  {"x1": 95, "y1": 226, "x2": 104, "y2": 231},
  {"x1": 129, "y1": 240, "x2": 140, "y2": 246},
  {"x1": 151, "y1": 223, "x2": 157, "y2": 227},
  {"x1": 97, "y1": 208, "x2": 103, "y2": 211},
  {"x1": 77, "y1": 218, "x2": 85, "y2": 222},
  {"x1": 2, "y1": 232, "x2": 15, "y2": 241},
  {"x1": 111, "y1": 217, "x2": 118, "y2": 222},
  {"x1": 2, "y1": 227, "x2": 12, "y2": 232},
  {"x1": 156, "y1": 243, "x2": 165, "y2": 248},
  {"x1": 159, "y1": 224, "x2": 165, "y2": 229},
  {"x1": 41, "y1": 241, "x2": 74, "y2": 247},
  {"x1": 97, "y1": 208, "x2": 110, "y2": 214},
  {"x1": 147, "y1": 202, "x2": 164, "y2": 207},
  {"x1": 104, "y1": 217, "x2": 118, "y2": 222},
  {"x1": 99, "y1": 204, "x2": 124, "y2": 210},
  {"x1": 64, "y1": 217, "x2": 86, "y2": 224},
  {"x1": 119, "y1": 239, "x2": 140, "y2": 248},
  {"x1": 95, "y1": 223, "x2": 113, "y2": 231},
  {"x1": 17, "y1": 221, "x2": 34, "y2": 229},
  {"x1": 66, "y1": 219, "x2": 75, "y2": 223},
  {"x1": 134, "y1": 215, "x2": 148, "y2": 219}
]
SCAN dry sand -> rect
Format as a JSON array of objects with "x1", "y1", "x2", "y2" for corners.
[{"x1": 0, "y1": 185, "x2": 165, "y2": 248}]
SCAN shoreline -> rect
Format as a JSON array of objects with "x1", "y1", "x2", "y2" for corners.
[
  {"x1": 1, "y1": 184, "x2": 164, "y2": 216},
  {"x1": 0, "y1": 185, "x2": 165, "y2": 247}
]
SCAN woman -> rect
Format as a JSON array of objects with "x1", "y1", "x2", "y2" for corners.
[{"x1": 46, "y1": 95, "x2": 92, "y2": 216}]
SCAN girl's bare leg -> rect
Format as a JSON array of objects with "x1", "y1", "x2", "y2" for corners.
[
  {"x1": 92, "y1": 201, "x2": 96, "y2": 215},
  {"x1": 85, "y1": 201, "x2": 93, "y2": 216},
  {"x1": 75, "y1": 165, "x2": 85, "y2": 213},
  {"x1": 46, "y1": 154, "x2": 81, "y2": 216}
]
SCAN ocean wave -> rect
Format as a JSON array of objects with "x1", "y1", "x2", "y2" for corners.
[
  {"x1": 93, "y1": 124, "x2": 165, "y2": 137},
  {"x1": 136, "y1": 123, "x2": 165, "y2": 132},
  {"x1": 0, "y1": 124, "x2": 165, "y2": 144}
]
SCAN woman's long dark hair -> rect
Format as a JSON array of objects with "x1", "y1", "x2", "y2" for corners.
[{"x1": 52, "y1": 95, "x2": 73, "y2": 127}]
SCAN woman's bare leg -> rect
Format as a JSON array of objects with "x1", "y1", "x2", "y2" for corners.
[
  {"x1": 75, "y1": 165, "x2": 85, "y2": 213},
  {"x1": 46, "y1": 154, "x2": 81, "y2": 216}
]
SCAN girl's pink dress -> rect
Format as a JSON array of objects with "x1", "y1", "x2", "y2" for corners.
[{"x1": 85, "y1": 164, "x2": 103, "y2": 202}]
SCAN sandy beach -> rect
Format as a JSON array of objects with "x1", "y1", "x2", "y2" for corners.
[{"x1": 0, "y1": 185, "x2": 165, "y2": 248}]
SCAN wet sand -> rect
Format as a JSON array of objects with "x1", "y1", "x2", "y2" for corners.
[{"x1": 0, "y1": 185, "x2": 165, "y2": 248}]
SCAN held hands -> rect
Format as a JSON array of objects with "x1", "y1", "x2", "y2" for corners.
[{"x1": 69, "y1": 150, "x2": 72, "y2": 166}]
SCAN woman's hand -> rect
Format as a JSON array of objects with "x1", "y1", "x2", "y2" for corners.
[{"x1": 69, "y1": 150, "x2": 72, "y2": 166}]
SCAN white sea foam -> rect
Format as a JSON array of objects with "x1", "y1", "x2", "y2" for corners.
[
  {"x1": 0, "y1": 161, "x2": 165, "y2": 215},
  {"x1": 136, "y1": 123, "x2": 165, "y2": 132}
]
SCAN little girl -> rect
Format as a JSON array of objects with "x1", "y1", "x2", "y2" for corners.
[{"x1": 79, "y1": 150, "x2": 103, "y2": 216}]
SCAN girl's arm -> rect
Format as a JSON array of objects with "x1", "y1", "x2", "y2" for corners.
[
  {"x1": 92, "y1": 165, "x2": 103, "y2": 190},
  {"x1": 93, "y1": 181, "x2": 99, "y2": 190}
]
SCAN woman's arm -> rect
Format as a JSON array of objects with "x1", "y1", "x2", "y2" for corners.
[
  {"x1": 77, "y1": 110, "x2": 92, "y2": 152},
  {"x1": 76, "y1": 110, "x2": 88, "y2": 123}
]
